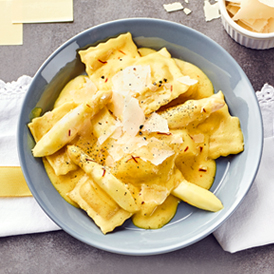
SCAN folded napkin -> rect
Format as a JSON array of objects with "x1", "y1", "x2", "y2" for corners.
[
  {"x1": 214, "y1": 83, "x2": 274, "y2": 253},
  {"x1": 0, "y1": 76, "x2": 60, "y2": 237}
]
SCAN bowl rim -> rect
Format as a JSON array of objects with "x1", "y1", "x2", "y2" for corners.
[
  {"x1": 218, "y1": 0, "x2": 274, "y2": 39},
  {"x1": 17, "y1": 17, "x2": 264, "y2": 255}
]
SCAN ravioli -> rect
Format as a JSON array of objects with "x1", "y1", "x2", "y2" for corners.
[{"x1": 28, "y1": 32, "x2": 244, "y2": 234}]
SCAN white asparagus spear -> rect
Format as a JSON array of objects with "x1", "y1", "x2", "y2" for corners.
[
  {"x1": 172, "y1": 178, "x2": 223, "y2": 212},
  {"x1": 32, "y1": 90, "x2": 112, "y2": 157},
  {"x1": 158, "y1": 91, "x2": 225, "y2": 129},
  {"x1": 67, "y1": 145, "x2": 139, "y2": 213}
]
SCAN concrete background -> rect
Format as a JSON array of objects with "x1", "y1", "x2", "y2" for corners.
[{"x1": 1, "y1": 0, "x2": 274, "y2": 273}]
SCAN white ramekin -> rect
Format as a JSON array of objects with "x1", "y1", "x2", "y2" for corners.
[{"x1": 218, "y1": 0, "x2": 274, "y2": 50}]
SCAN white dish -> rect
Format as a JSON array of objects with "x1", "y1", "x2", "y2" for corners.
[{"x1": 218, "y1": 0, "x2": 274, "y2": 49}]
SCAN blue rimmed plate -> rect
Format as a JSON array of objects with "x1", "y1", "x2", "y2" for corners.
[{"x1": 18, "y1": 18, "x2": 263, "y2": 256}]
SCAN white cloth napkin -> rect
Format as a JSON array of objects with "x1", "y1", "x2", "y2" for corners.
[
  {"x1": 214, "y1": 83, "x2": 274, "y2": 253},
  {"x1": 0, "y1": 76, "x2": 60, "y2": 237}
]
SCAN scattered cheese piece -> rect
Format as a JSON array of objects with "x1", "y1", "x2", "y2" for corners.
[
  {"x1": 108, "y1": 133, "x2": 148, "y2": 162},
  {"x1": 137, "y1": 137, "x2": 175, "y2": 166},
  {"x1": 107, "y1": 91, "x2": 124, "y2": 119},
  {"x1": 150, "y1": 146, "x2": 174, "y2": 166},
  {"x1": 170, "y1": 134, "x2": 183, "y2": 144},
  {"x1": 199, "y1": 165, "x2": 208, "y2": 171},
  {"x1": 142, "y1": 113, "x2": 169, "y2": 133},
  {"x1": 203, "y1": 0, "x2": 221, "y2": 21},
  {"x1": 97, "y1": 124, "x2": 119, "y2": 145},
  {"x1": 116, "y1": 133, "x2": 148, "y2": 152},
  {"x1": 110, "y1": 121, "x2": 123, "y2": 140},
  {"x1": 183, "y1": 8, "x2": 192, "y2": 15},
  {"x1": 112, "y1": 65, "x2": 151, "y2": 96},
  {"x1": 177, "y1": 75, "x2": 198, "y2": 86},
  {"x1": 107, "y1": 144, "x2": 124, "y2": 163},
  {"x1": 163, "y1": 2, "x2": 184, "y2": 12},
  {"x1": 123, "y1": 95, "x2": 145, "y2": 137},
  {"x1": 191, "y1": 133, "x2": 205, "y2": 143}
]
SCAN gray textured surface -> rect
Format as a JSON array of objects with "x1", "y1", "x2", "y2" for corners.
[
  {"x1": 1, "y1": 0, "x2": 274, "y2": 273},
  {"x1": 1, "y1": 0, "x2": 273, "y2": 90}
]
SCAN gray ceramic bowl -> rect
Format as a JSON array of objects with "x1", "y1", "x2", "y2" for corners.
[{"x1": 18, "y1": 18, "x2": 263, "y2": 256}]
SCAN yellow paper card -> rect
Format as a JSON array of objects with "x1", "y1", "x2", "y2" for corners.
[
  {"x1": 0, "y1": 0, "x2": 23, "y2": 45},
  {"x1": 0, "y1": 166, "x2": 32, "y2": 197},
  {"x1": 11, "y1": 0, "x2": 73, "y2": 23}
]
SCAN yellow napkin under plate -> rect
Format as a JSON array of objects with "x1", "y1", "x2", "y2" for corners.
[{"x1": 0, "y1": 166, "x2": 32, "y2": 197}]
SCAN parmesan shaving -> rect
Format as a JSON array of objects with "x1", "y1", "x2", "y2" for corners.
[
  {"x1": 199, "y1": 165, "x2": 208, "y2": 171},
  {"x1": 183, "y1": 8, "x2": 192, "y2": 15},
  {"x1": 177, "y1": 75, "x2": 198, "y2": 86},
  {"x1": 150, "y1": 147, "x2": 174, "y2": 166},
  {"x1": 142, "y1": 112, "x2": 169, "y2": 133},
  {"x1": 112, "y1": 65, "x2": 151, "y2": 96},
  {"x1": 227, "y1": 0, "x2": 274, "y2": 33},
  {"x1": 268, "y1": 18, "x2": 274, "y2": 32},
  {"x1": 232, "y1": 0, "x2": 274, "y2": 20},
  {"x1": 191, "y1": 134, "x2": 205, "y2": 143},
  {"x1": 110, "y1": 122, "x2": 123, "y2": 140},
  {"x1": 139, "y1": 185, "x2": 169, "y2": 205},
  {"x1": 227, "y1": 4, "x2": 240, "y2": 16},
  {"x1": 116, "y1": 133, "x2": 148, "y2": 150},
  {"x1": 83, "y1": 78, "x2": 97, "y2": 93},
  {"x1": 122, "y1": 95, "x2": 145, "y2": 137},
  {"x1": 107, "y1": 144, "x2": 124, "y2": 162},
  {"x1": 241, "y1": 18, "x2": 268, "y2": 32},
  {"x1": 203, "y1": 0, "x2": 221, "y2": 21},
  {"x1": 170, "y1": 134, "x2": 183, "y2": 144},
  {"x1": 97, "y1": 124, "x2": 118, "y2": 145},
  {"x1": 107, "y1": 91, "x2": 124, "y2": 119},
  {"x1": 105, "y1": 155, "x2": 115, "y2": 167},
  {"x1": 137, "y1": 137, "x2": 175, "y2": 166},
  {"x1": 163, "y1": 2, "x2": 184, "y2": 12},
  {"x1": 108, "y1": 133, "x2": 148, "y2": 162}
]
